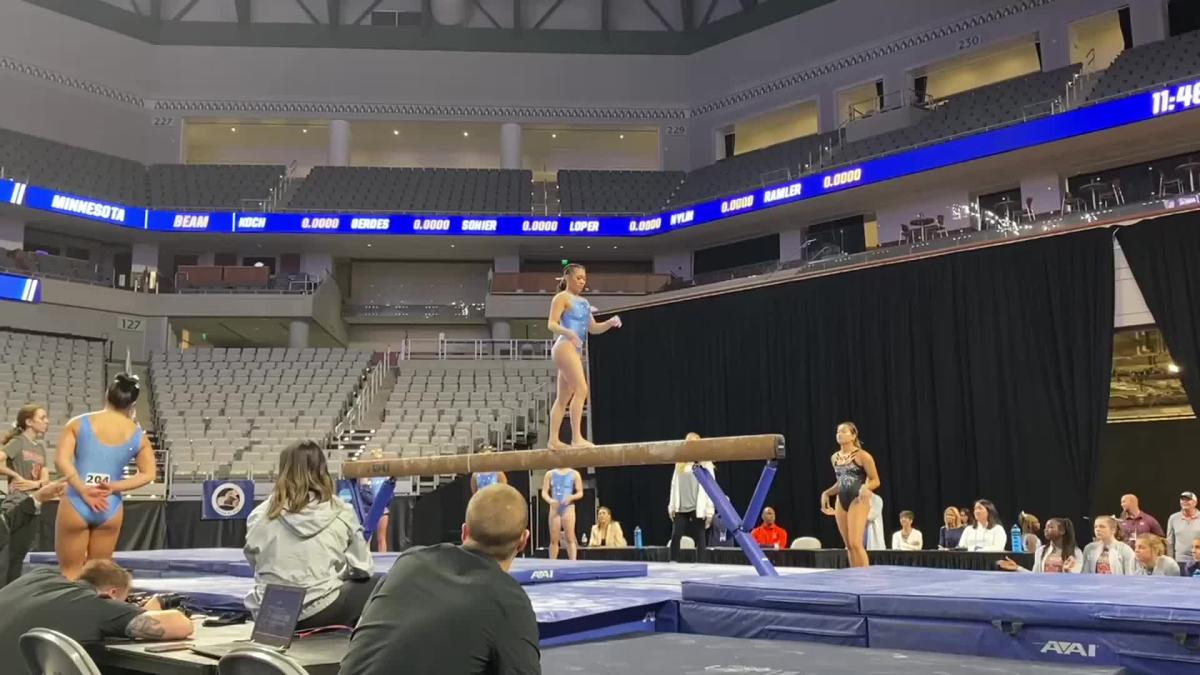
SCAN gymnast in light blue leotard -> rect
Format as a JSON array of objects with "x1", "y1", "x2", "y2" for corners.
[
  {"x1": 471, "y1": 447, "x2": 507, "y2": 494},
  {"x1": 547, "y1": 264, "x2": 621, "y2": 450},
  {"x1": 542, "y1": 467, "x2": 582, "y2": 560},
  {"x1": 56, "y1": 374, "x2": 156, "y2": 579}
]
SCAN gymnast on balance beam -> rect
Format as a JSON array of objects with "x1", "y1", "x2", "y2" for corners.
[{"x1": 546, "y1": 263, "x2": 620, "y2": 450}]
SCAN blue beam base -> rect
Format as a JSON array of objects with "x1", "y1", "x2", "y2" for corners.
[{"x1": 692, "y1": 461, "x2": 779, "y2": 577}]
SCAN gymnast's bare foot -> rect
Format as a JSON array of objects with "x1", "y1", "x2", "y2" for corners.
[
  {"x1": 571, "y1": 438, "x2": 595, "y2": 448},
  {"x1": 548, "y1": 439, "x2": 570, "y2": 451}
]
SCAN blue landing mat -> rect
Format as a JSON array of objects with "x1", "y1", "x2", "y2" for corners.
[
  {"x1": 680, "y1": 566, "x2": 1200, "y2": 674},
  {"x1": 125, "y1": 562, "x2": 817, "y2": 647},
  {"x1": 27, "y1": 549, "x2": 647, "y2": 585}
]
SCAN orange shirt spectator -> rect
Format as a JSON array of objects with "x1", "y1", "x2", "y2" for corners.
[{"x1": 751, "y1": 507, "x2": 789, "y2": 549}]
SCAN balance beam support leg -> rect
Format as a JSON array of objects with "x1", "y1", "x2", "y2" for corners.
[
  {"x1": 692, "y1": 463, "x2": 779, "y2": 577},
  {"x1": 743, "y1": 460, "x2": 777, "y2": 538}
]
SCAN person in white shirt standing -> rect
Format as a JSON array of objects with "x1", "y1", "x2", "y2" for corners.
[
  {"x1": 1166, "y1": 491, "x2": 1200, "y2": 570},
  {"x1": 958, "y1": 499, "x2": 1006, "y2": 551},
  {"x1": 891, "y1": 510, "x2": 923, "y2": 551}
]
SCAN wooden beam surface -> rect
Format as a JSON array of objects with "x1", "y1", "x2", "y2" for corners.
[{"x1": 343, "y1": 434, "x2": 784, "y2": 478}]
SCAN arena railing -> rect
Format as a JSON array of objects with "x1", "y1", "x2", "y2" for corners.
[
  {"x1": 390, "y1": 338, "x2": 554, "y2": 361},
  {"x1": 489, "y1": 272, "x2": 672, "y2": 295},
  {"x1": 342, "y1": 301, "x2": 485, "y2": 320}
]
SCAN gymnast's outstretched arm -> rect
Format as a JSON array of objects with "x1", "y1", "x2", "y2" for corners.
[{"x1": 587, "y1": 313, "x2": 620, "y2": 335}]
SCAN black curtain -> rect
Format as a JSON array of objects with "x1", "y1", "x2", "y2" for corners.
[
  {"x1": 1115, "y1": 212, "x2": 1200, "y2": 413},
  {"x1": 591, "y1": 229, "x2": 1114, "y2": 548},
  {"x1": 34, "y1": 502, "x2": 167, "y2": 552}
]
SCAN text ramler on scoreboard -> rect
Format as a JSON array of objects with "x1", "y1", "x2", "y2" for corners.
[{"x1": 2, "y1": 86, "x2": 1189, "y2": 239}]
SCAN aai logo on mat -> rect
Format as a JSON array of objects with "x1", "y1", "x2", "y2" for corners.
[
  {"x1": 201, "y1": 479, "x2": 255, "y2": 520},
  {"x1": 1039, "y1": 641, "x2": 1097, "y2": 658}
]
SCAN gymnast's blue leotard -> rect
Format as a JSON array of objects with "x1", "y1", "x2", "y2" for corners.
[
  {"x1": 475, "y1": 472, "x2": 499, "y2": 489},
  {"x1": 554, "y1": 295, "x2": 591, "y2": 352},
  {"x1": 66, "y1": 414, "x2": 143, "y2": 527},
  {"x1": 550, "y1": 469, "x2": 576, "y2": 513}
]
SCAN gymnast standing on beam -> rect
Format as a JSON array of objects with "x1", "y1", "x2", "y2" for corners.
[
  {"x1": 820, "y1": 422, "x2": 880, "y2": 568},
  {"x1": 55, "y1": 374, "x2": 155, "y2": 580},
  {"x1": 546, "y1": 263, "x2": 620, "y2": 450}
]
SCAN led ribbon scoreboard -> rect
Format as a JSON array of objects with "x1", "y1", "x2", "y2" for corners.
[{"x1": 1, "y1": 83, "x2": 1195, "y2": 238}]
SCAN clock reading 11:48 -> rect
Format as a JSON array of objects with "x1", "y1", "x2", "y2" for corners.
[{"x1": 1152, "y1": 82, "x2": 1200, "y2": 115}]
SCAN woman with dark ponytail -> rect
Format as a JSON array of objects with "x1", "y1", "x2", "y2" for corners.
[
  {"x1": 546, "y1": 263, "x2": 621, "y2": 449},
  {"x1": 55, "y1": 373, "x2": 156, "y2": 579},
  {"x1": 1, "y1": 403, "x2": 51, "y2": 584}
]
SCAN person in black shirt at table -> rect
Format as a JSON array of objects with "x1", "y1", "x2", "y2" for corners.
[
  {"x1": 0, "y1": 559, "x2": 193, "y2": 675},
  {"x1": 340, "y1": 483, "x2": 540, "y2": 675}
]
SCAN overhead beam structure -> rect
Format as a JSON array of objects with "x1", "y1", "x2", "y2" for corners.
[{"x1": 343, "y1": 434, "x2": 784, "y2": 478}]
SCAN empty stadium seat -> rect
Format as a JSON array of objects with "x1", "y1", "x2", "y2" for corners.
[
  {"x1": 0, "y1": 330, "x2": 106, "y2": 449},
  {"x1": 148, "y1": 164, "x2": 285, "y2": 209},
  {"x1": 288, "y1": 167, "x2": 533, "y2": 213},
  {"x1": 1087, "y1": 29, "x2": 1200, "y2": 102},
  {"x1": 150, "y1": 347, "x2": 372, "y2": 481},
  {"x1": 557, "y1": 170, "x2": 684, "y2": 214},
  {"x1": 0, "y1": 128, "x2": 146, "y2": 204},
  {"x1": 372, "y1": 363, "x2": 555, "y2": 455}
]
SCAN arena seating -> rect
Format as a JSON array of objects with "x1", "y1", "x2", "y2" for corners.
[
  {"x1": 833, "y1": 65, "x2": 1081, "y2": 164},
  {"x1": 0, "y1": 128, "x2": 146, "y2": 205},
  {"x1": 287, "y1": 166, "x2": 533, "y2": 213},
  {"x1": 371, "y1": 363, "x2": 555, "y2": 456},
  {"x1": 1, "y1": 248, "x2": 113, "y2": 286},
  {"x1": 148, "y1": 164, "x2": 285, "y2": 209},
  {"x1": 1088, "y1": 29, "x2": 1200, "y2": 102},
  {"x1": 151, "y1": 347, "x2": 372, "y2": 481},
  {"x1": 667, "y1": 132, "x2": 841, "y2": 207},
  {"x1": 0, "y1": 330, "x2": 106, "y2": 448},
  {"x1": 558, "y1": 170, "x2": 684, "y2": 214}
]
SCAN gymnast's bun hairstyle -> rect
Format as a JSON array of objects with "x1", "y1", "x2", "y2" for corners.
[
  {"x1": 106, "y1": 372, "x2": 141, "y2": 410},
  {"x1": 558, "y1": 263, "x2": 585, "y2": 291}
]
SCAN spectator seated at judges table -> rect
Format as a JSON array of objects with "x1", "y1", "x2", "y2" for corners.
[
  {"x1": 751, "y1": 506, "x2": 789, "y2": 550},
  {"x1": 588, "y1": 506, "x2": 627, "y2": 548},
  {"x1": 0, "y1": 560, "x2": 193, "y2": 675},
  {"x1": 937, "y1": 507, "x2": 964, "y2": 550},
  {"x1": 891, "y1": 510, "x2": 923, "y2": 551}
]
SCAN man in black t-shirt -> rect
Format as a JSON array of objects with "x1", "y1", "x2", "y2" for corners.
[
  {"x1": 0, "y1": 560, "x2": 194, "y2": 675},
  {"x1": 340, "y1": 483, "x2": 540, "y2": 675}
]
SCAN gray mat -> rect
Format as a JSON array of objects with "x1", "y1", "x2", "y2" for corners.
[{"x1": 541, "y1": 634, "x2": 1125, "y2": 675}]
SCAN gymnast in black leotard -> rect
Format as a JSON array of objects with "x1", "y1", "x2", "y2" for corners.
[{"x1": 820, "y1": 422, "x2": 881, "y2": 568}]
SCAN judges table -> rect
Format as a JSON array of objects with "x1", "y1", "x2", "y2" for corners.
[
  {"x1": 535, "y1": 545, "x2": 1033, "y2": 571},
  {"x1": 93, "y1": 623, "x2": 347, "y2": 675}
]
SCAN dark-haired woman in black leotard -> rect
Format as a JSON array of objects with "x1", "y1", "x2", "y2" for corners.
[{"x1": 819, "y1": 422, "x2": 880, "y2": 568}]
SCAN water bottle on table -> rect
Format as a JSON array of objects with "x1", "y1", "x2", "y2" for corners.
[
  {"x1": 634, "y1": 526, "x2": 643, "y2": 549},
  {"x1": 1010, "y1": 523, "x2": 1023, "y2": 553}
]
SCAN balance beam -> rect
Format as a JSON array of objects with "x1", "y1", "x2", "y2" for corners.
[{"x1": 342, "y1": 434, "x2": 784, "y2": 479}]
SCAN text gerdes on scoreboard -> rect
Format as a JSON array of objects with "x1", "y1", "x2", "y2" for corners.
[{"x1": 2, "y1": 85, "x2": 1193, "y2": 238}]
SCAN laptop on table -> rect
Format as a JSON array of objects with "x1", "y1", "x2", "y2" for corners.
[{"x1": 191, "y1": 583, "x2": 306, "y2": 660}]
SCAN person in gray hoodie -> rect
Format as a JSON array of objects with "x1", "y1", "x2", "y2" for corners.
[{"x1": 244, "y1": 441, "x2": 376, "y2": 630}]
